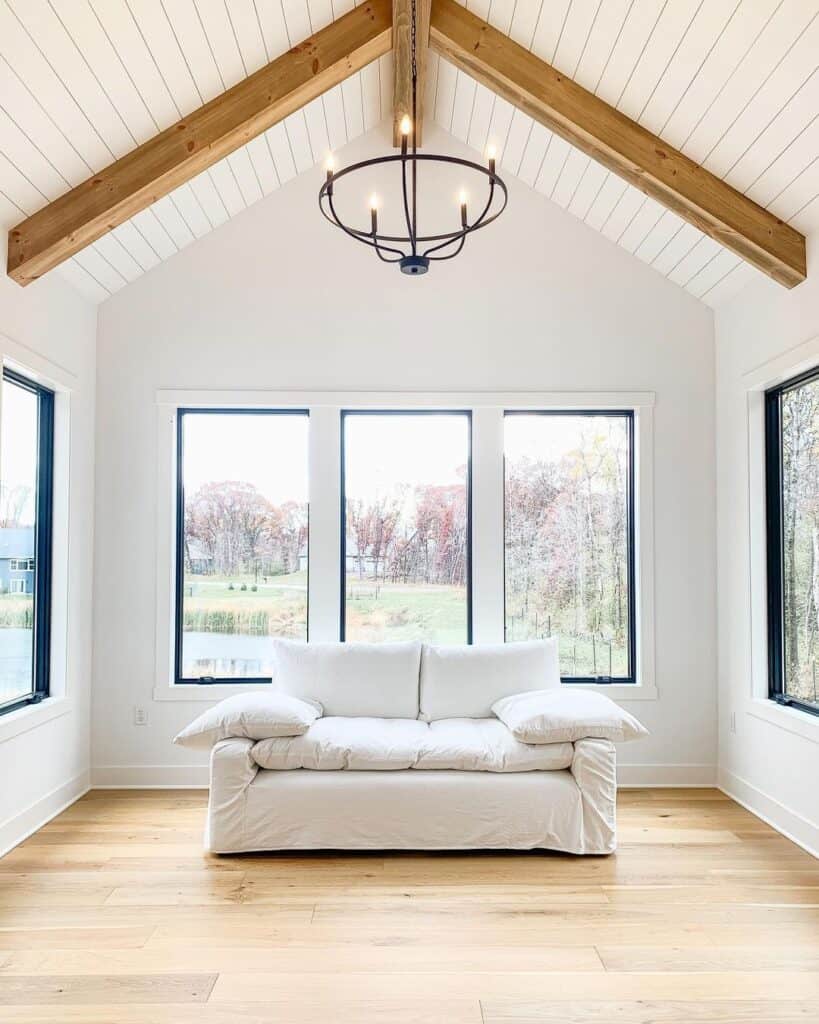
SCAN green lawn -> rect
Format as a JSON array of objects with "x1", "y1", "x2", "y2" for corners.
[
  {"x1": 182, "y1": 571, "x2": 468, "y2": 643},
  {"x1": 182, "y1": 573, "x2": 624, "y2": 665},
  {"x1": 182, "y1": 571, "x2": 307, "y2": 638},
  {"x1": 345, "y1": 578, "x2": 468, "y2": 643},
  {"x1": 506, "y1": 614, "x2": 629, "y2": 677}
]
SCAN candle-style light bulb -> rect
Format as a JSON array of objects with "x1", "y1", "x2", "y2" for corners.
[
  {"x1": 459, "y1": 189, "x2": 468, "y2": 228},
  {"x1": 370, "y1": 193, "x2": 379, "y2": 235},
  {"x1": 325, "y1": 154, "x2": 334, "y2": 194},
  {"x1": 486, "y1": 143, "x2": 497, "y2": 178},
  {"x1": 400, "y1": 115, "x2": 411, "y2": 136}
]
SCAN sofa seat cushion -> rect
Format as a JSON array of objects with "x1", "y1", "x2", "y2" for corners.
[
  {"x1": 252, "y1": 718, "x2": 426, "y2": 771},
  {"x1": 250, "y1": 717, "x2": 573, "y2": 772},
  {"x1": 418, "y1": 718, "x2": 572, "y2": 772}
]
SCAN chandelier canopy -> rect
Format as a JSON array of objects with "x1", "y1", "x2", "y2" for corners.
[{"x1": 317, "y1": 1, "x2": 508, "y2": 275}]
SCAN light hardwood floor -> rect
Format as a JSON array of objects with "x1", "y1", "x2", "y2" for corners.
[{"x1": 0, "y1": 788, "x2": 817, "y2": 1022}]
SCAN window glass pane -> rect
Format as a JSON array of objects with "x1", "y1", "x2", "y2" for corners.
[
  {"x1": 0, "y1": 375, "x2": 39, "y2": 706},
  {"x1": 780, "y1": 378, "x2": 819, "y2": 709},
  {"x1": 178, "y1": 412, "x2": 309, "y2": 680},
  {"x1": 343, "y1": 413, "x2": 470, "y2": 643},
  {"x1": 504, "y1": 413, "x2": 633, "y2": 679}
]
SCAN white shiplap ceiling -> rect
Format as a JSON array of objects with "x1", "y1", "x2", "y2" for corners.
[
  {"x1": 0, "y1": 0, "x2": 392, "y2": 303},
  {"x1": 0, "y1": 0, "x2": 818, "y2": 308},
  {"x1": 430, "y1": 0, "x2": 819, "y2": 307}
]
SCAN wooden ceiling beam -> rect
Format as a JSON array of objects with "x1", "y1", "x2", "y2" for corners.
[
  {"x1": 393, "y1": 0, "x2": 431, "y2": 147},
  {"x1": 429, "y1": 0, "x2": 806, "y2": 289},
  {"x1": 7, "y1": 0, "x2": 392, "y2": 286}
]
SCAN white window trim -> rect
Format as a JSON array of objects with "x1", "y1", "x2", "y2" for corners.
[
  {"x1": 153, "y1": 389, "x2": 656, "y2": 702},
  {"x1": 0, "y1": 334, "x2": 76, "y2": 739},
  {"x1": 744, "y1": 334, "x2": 819, "y2": 741}
]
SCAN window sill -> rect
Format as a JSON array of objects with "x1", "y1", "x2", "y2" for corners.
[
  {"x1": 153, "y1": 682, "x2": 273, "y2": 703},
  {"x1": 747, "y1": 698, "x2": 819, "y2": 745},
  {"x1": 0, "y1": 696, "x2": 72, "y2": 743},
  {"x1": 571, "y1": 682, "x2": 657, "y2": 701},
  {"x1": 155, "y1": 681, "x2": 659, "y2": 703}
]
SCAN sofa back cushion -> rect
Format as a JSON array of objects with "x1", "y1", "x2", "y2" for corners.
[
  {"x1": 273, "y1": 639, "x2": 421, "y2": 718},
  {"x1": 419, "y1": 640, "x2": 560, "y2": 721}
]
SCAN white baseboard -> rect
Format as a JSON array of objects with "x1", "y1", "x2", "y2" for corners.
[
  {"x1": 92, "y1": 762, "x2": 716, "y2": 789},
  {"x1": 718, "y1": 767, "x2": 819, "y2": 860},
  {"x1": 617, "y1": 763, "x2": 716, "y2": 787},
  {"x1": 92, "y1": 764, "x2": 209, "y2": 788},
  {"x1": 0, "y1": 770, "x2": 90, "y2": 857}
]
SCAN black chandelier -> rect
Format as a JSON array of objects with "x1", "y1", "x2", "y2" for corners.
[{"x1": 318, "y1": 1, "x2": 508, "y2": 275}]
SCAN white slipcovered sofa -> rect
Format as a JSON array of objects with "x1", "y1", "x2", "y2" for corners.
[{"x1": 184, "y1": 639, "x2": 644, "y2": 855}]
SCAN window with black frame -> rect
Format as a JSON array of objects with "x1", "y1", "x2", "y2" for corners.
[
  {"x1": 0, "y1": 368, "x2": 53, "y2": 715},
  {"x1": 766, "y1": 368, "x2": 819, "y2": 716},
  {"x1": 341, "y1": 411, "x2": 472, "y2": 643},
  {"x1": 175, "y1": 409, "x2": 309, "y2": 683},
  {"x1": 504, "y1": 411, "x2": 636, "y2": 683}
]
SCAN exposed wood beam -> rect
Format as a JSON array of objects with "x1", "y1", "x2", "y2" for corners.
[
  {"x1": 393, "y1": 0, "x2": 431, "y2": 147},
  {"x1": 7, "y1": 0, "x2": 392, "y2": 286},
  {"x1": 429, "y1": 0, "x2": 806, "y2": 289}
]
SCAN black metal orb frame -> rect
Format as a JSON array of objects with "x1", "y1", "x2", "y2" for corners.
[{"x1": 318, "y1": 152, "x2": 508, "y2": 276}]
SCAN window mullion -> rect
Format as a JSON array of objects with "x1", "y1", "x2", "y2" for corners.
[
  {"x1": 308, "y1": 406, "x2": 341, "y2": 641},
  {"x1": 471, "y1": 407, "x2": 505, "y2": 644}
]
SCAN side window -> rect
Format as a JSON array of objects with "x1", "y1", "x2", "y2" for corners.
[
  {"x1": 766, "y1": 370, "x2": 819, "y2": 715},
  {"x1": 1, "y1": 368, "x2": 54, "y2": 714}
]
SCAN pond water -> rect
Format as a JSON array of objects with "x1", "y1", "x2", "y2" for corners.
[
  {"x1": 0, "y1": 628, "x2": 33, "y2": 705},
  {"x1": 181, "y1": 631, "x2": 277, "y2": 679}
]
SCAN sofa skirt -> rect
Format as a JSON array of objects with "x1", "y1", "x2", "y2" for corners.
[{"x1": 206, "y1": 737, "x2": 617, "y2": 855}]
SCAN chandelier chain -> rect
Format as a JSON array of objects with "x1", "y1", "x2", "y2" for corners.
[{"x1": 411, "y1": 0, "x2": 417, "y2": 85}]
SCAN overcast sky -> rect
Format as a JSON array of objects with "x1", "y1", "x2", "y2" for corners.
[
  {"x1": 1, "y1": 378, "x2": 38, "y2": 526},
  {"x1": 175, "y1": 411, "x2": 626, "y2": 508}
]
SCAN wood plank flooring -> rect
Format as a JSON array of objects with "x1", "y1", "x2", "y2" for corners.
[{"x1": 0, "y1": 788, "x2": 817, "y2": 1023}]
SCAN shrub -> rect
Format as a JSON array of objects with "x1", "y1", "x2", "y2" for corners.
[{"x1": 183, "y1": 607, "x2": 270, "y2": 636}]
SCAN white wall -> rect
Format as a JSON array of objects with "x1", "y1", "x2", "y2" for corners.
[
  {"x1": 0, "y1": 246, "x2": 97, "y2": 853},
  {"x1": 715, "y1": 238, "x2": 819, "y2": 855},
  {"x1": 93, "y1": 125, "x2": 717, "y2": 787}
]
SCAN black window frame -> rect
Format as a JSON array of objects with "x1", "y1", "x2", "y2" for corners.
[
  {"x1": 1, "y1": 367, "x2": 54, "y2": 717},
  {"x1": 339, "y1": 409, "x2": 474, "y2": 644},
  {"x1": 765, "y1": 367, "x2": 819, "y2": 717},
  {"x1": 174, "y1": 407, "x2": 310, "y2": 685},
  {"x1": 502, "y1": 408, "x2": 637, "y2": 684}
]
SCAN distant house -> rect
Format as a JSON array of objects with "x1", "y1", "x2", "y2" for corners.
[
  {"x1": 0, "y1": 527, "x2": 35, "y2": 595},
  {"x1": 343, "y1": 537, "x2": 378, "y2": 577},
  {"x1": 185, "y1": 538, "x2": 214, "y2": 575},
  {"x1": 297, "y1": 538, "x2": 377, "y2": 577}
]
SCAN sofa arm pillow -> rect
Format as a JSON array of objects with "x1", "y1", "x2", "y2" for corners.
[
  {"x1": 492, "y1": 688, "x2": 648, "y2": 744},
  {"x1": 173, "y1": 692, "x2": 322, "y2": 750}
]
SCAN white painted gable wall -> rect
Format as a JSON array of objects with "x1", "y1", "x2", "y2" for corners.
[{"x1": 91, "y1": 125, "x2": 719, "y2": 788}]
